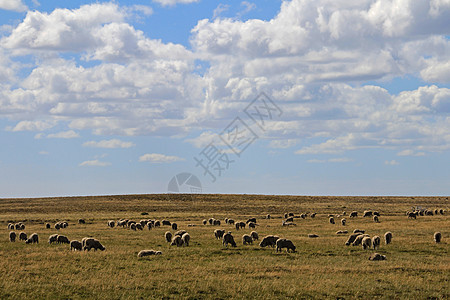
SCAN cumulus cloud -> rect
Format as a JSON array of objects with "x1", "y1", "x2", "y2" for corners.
[
  {"x1": 46, "y1": 130, "x2": 80, "y2": 139},
  {"x1": 0, "y1": 0, "x2": 28, "y2": 12},
  {"x1": 152, "y1": 0, "x2": 200, "y2": 7},
  {"x1": 139, "y1": 153, "x2": 185, "y2": 163},
  {"x1": 79, "y1": 159, "x2": 111, "y2": 167},
  {"x1": 83, "y1": 139, "x2": 135, "y2": 149}
]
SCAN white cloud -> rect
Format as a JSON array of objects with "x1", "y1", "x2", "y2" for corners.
[
  {"x1": 83, "y1": 139, "x2": 135, "y2": 149},
  {"x1": 307, "y1": 157, "x2": 353, "y2": 163},
  {"x1": 397, "y1": 150, "x2": 426, "y2": 156},
  {"x1": 139, "y1": 153, "x2": 185, "y2": 163},
  {"x1": 269, "y1": 139, "x2": 298, "y2": 149},
  {"x1": 9, "y1": 120, "x2": 55, "y2": 132},
  {"x1": 79, "y1": 159, "x2": 111, "y2": 167},
  {"x1": 385, "y1": 160, "x2": 400, "y2": 165},
  {"x1": 152, "y1": 0, "x2": 200, "y2": 7},
  {"x1": 0, "y1": 0, "x2": 27, "y2": 12},
  {"x1": 46, "y1": 130, "x2": 80, "y2": 139}
]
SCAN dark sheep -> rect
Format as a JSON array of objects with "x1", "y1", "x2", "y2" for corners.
[
  {"x1": 70, "y1": 240, "x2": 83, "y2": 251},
  {"x1": 276, "y1": 238, "x2": 296, "y2": 253},
  {"x1": 26, "y1": 233, "x2": 39, "y2": 244},
  {"x1": 171, "y1": 223, "x2": 178, "y2": 230},
  {"x1": 222, "y1": 232, "x2": 236, "y2": 247},
  {"x1": 384, "y1": 232, "x2": 393, "y2": 245},
  {"x1": 9, "y1": 231, "x2": 16, "y2": 242},
  {"x1": 369, "y1": 253, "x2": 386, "y2": 261},
  {"x1": 434, "y1": 232, "x2": 442, "y2": 243},
  {"x1": 214, "y1": 229, "x2": 225, "y2": 239},
  {"x1": 84, "y1": 238, "x2": 105, "y2": 251},
  {"x1": 162, "y1": 220, "x2": 171, "y2": 226},
  {"x1": 78, "y1": 219, "x2": 86, "y2": 224},
  {"x1": 19, "y1": 232, "x2": 27, "y2": 241},
  {"x1": 259, "y1": 235, "x2": 279, "y2": 248},
  {"x1": 57, "y1": 235, "x2": 70, "y2": 244},
  {"x1": 349, "y1": 211, "x2": 358, "y2": 218}
]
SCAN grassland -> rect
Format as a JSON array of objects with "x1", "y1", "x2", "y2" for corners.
[{"x1": 0, "y1": 194, "x2": 449, "y2": 299}]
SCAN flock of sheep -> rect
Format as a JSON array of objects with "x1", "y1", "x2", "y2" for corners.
[{"x1": 6, "y1": 207, "x2": 445, "y2": 260}]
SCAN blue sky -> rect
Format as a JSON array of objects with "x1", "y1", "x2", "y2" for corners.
[{"x1": 0, "y1": 0, "x2": 449, "y2": 197}]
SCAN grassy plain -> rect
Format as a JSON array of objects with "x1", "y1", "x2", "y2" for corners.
[{"x1": 0, "y1": 194, "x2": 449, "y2": 299}]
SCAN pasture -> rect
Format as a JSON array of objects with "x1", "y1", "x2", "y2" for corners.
[{"x1": 0, "y1": 194, "x2": 449, "y2": 299}]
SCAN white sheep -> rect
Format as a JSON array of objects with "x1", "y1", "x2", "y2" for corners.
[
  {"x1": 26, "y1": 233, "x2": 39, "y2": 244},
  {"x1": 352, "y1": 234, "x2": 369, "y2": 246},
  {"x1": 138, "y1": 250, "x2": 162, "y2": 257},
  {"x1": 181, "y1": 233, "x2": 190, "y2": 246},
  {"x1": 362, "y1": 236, "x2": 372, "y2": 250},
  {"x1": 250, "y1": 231, "x2": 259, "y2": 241},
  {"x1": 372, "y1": 236, "x2": 381, "y2": 250},
  {"x1": 171, "y1": 235, "x2": 184, "y2": 247}
]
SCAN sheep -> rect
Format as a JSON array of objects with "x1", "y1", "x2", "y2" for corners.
[
  {"x1": 434, "y1": 209, "x2": 439, "y2": 215},
  {"x1": 246, "y1": 218, "x2": 257, "y2": 224},
  {"x1": 341, "y1": 218, "x2": 346, "y2": 226},
  {"x1": 276, "y1": 238, "x2": 296, "y2": 253},
  {"x1": 285, "y1": 217, "x2": 294, "y2": 223},
  {"x1": 369, "y1": 253, "x2": 387, "y2": 261},
  {"x1": 439, "y1": 209, "x2": 444, "y2": 215},
  {"x1": 345, "y1": 233, "x2": 362, "y2": 246},
  {"x1": 282, "y1": 221, "x2": 296, "y2": 226},
  {"x1": 135, "y1": 224, "x2": 143, "y2": 231},
  {"x1": 165, "y1": 231, "x2": 173, "y2": 243},
  {"x1": 107, "y1": 221, "x2": 115, "y2": 228},
  {"x1": 84, "y1": 238, "x2": 105, "y2": 251},
  {"x1": 171, "y1": 235, "x2": 184, "y2": 247},
  {"x1": 147, "y1": 222, "x2": 153, "y2": 230},
  {"x1": 259, "y1": 235, "x2": 280, "y2": 248},
  {"x1": 235, "y1": 223, "x2": 240, "y2": 230},
  {"x1": 214, "y1": 219, "x2": 222, "y2": 226},
  {"x1": 362, "y1": 236, "x2": 372, "y2": 250},
  {"x1": 162, "y1": 220, "x2": 171, "y2": 226},
  {"x1": 288, "y1": 212, "x2": 294, "y2": 217},
  {"x1": 18, "y1": 232, "x2": 27, "y2": 241},
  {"x1": 171, "y1": 223, "x2": 178, "y2": 230},
  {"x1": 242, "y1": 234, "x2": 253, "y2": 245},
  {"x1": 202, "y1": 219, "x2": 207, "y2": 225},
  {"x1": 181, "y1": 233, "x2": 190, "y2": 246},
  {"x1": 350, "y1": 211, "x2": 358, "y2": 218},
  {"x1": 237, "y1": 222, "x2": 246, "y2": 229},
  {"x1": 266, "y1": 214, "x2": 271, "y2": 219},
  {"x1": 250, "y1": 231, "x2": 259, "y2": 241},
  {"x1": 353, "y1": 229, "x2": 365, "y2": 234},
  {"x1": 57, "y1": 235, "x2": 70, "y2": 244},
  {"x1": 336, "y1": 230, "x2": 348, "y2": 235},
  {"x1": 45, "y1": 223, "x2": 51, "y2": 229},
  {"x1": 78, "y1": 219, "x2": 86, "y2": 224},
  {"x1": 363, "y1": 211, "x2": 373, "y2": 217},
  {"x1": 154, "y1": 221, "x2": 161, "y2": 227},
  {"x1": 329, "y1": 217, "x2": 335, "y2": 224},
  {"x1": 384, "y1": 232, "x2": 393, "y2": 245},
  {"x1": 373, "y1": 211, "x2": 380, "y2": 216},
  {"x1": 9, "y1": 231, "x2": 16, "y2": 242},
  {"x1": 300, "y1": 213, "x2": 306, "y2": 219},
  {"x1": 208, "y1": 218, "x2": 214, "y2": 225},
  {"x1": 434, "y1": 232, "x2": 442, "y2": 243},
  {"x1": 175, "y1": 230, "x2": 187, "y2": 237},
  {"x1": 227, "y1": 219, "x2": 235, "y2": 225},
  {"x1": 222, "y1": 232, "x2": 237, "y2": 247},
  {"x1": 138, "y1": 250, "x2": 162, "y2": 257},
  {"x1": 117, "y1": 220, "x2": 127, "y2": 227},
  {"x1": 352, "y1": 234, "x2": 370, "y2": 246},
  {"x1": 139, "y1": 220, "x2": 147, "y2": 227},
  {"x1": 26, "y1": 233, "x2": 39, "y2": 244},
  {"x1": 130, "y1": 223, "x2": 136, "y2": 231},
  {"x1": 7, "y1": 223, "x2": 13, "y2": 230},
  {"x1": 70, "y1": 240, "x2": 83, "y2": 251},
  {"x1": 48, "y1": 234, "x2": 59, "y2": 244},
  {"x1": 310, "y1": 213, "x2": 316, "y2": 218},
  {"x1": 248, "y1": 222, "x2": 256, "y2": 229},
  {"x1": 372, "y1": 236, "x2": 381, "y2": 250},
  {"x1": 15, "y1": 224, "x2": 21, "y2": 230},
  {"x1": 373, "y1": 215, "x2": 380, "y2": 223},
  {"x1": 407, "y1": 212, "x2": 417, "y2": 219},
  {"x1": 214, "y1": 229, "x2": 225, "y2": 239},
  {"x1": 308, "y1": 234, "x2": 319, "y2": 238},
  {"x1": 55, "y1": 223, "x2": 61, "y2": 230}
]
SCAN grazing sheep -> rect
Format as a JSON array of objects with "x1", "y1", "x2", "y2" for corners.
[
  {"x1": 242, "y1": 234, "x2": 253, "y2": 245},
  {"x1": 384, "y1": 232, "x2": 393, "y2": 245},
  {"x1": 266, "y1": 214, "x2": 271, "y2": 219},
  {"x1": 7, "y1": 223, "x2": 13, "y2": 230},
  {"x1": 154, "y1": 221, "x2": 161, "y2": 227},
  {"x1": 138, "y1": 250, "x2": 162, "y2": 257},
  {"x1": 181, "y1": 233, "x2": 190, "y2": 246},
  {"x1": 372, "y1": 236, "x2": 381, "y2": 250},
  {"x1": 425, "y1": 210, "x2": 434, "y2": 216},
  {"x1": 369, "y1": 253, "x2": 387, "y2": 261},
  {"x1": 136, "y1": 224, "x2": 143, "y2": 231},
  {"x1": 84, "y1": 238, "x2": 105, "y2": 251},
  {"x1": 250, "y1": 231, "x2": 259, "y2": 241},
  {"x1": 214, "y1": 229, "x2": 226, "y2": 239},
  {"x1": 336, "y1": 230, "x2": 348, "y2": 235},
  {"x1": 353, "y1": 229, "x2": 365, "y2": 234},
  {"x1": 363, "y1": 211, "x2": 373, "y2": 217},
  {"x1": 70, "y1": 240, "x2": 83, "y2": 251},
  {"x1": 439, "y1": 209, "x2": 444, "y2": 215},
  {"x1": 162, "y1": 220, "x2": 171, "y2": 226},
  {"x1": 259, "y1": 235, "x2": 280, "y2": 248},
  {"x1": 224, "y1": 218, "x2": 229, "y2": 224},
  {"x1": 19, "y1": 232, "x2": 27, "y2": 241},
  {"x1": 352, "y1": 234, "x2": 370, "y2": 246},
  {"x1": 300, "y1": 213, "x2": 306, "y2": 219},
  {"x1": 248, "y1": 222, "x2": 256, "y2": 229},
  {"x1": 246, "y1": 218, "x2": 257, "y2": 224},
  {"x1": 238, "y1": 222, "x2": 246, "y2": 229},
  {"x1": 171, "y1": 235, "x2": 184, "y2": 247},
  {"x1": 147, "y1": 222, "x2": 153, "y2": 230},
  {"x1": 140, "y1": 220, "x2": 147, "y2": 227},
  {"x1": 434, "y1": 232, "x2": 442, "y2": 243},
  {"x1": 202, "y1": 219, "x2": 207, "y2": 225},
  {"x1": 57, "y1": 235, "x2": 70, "y2": 244},
  {"x1": 213, "y1": 219, "x2": 221, "y2": 226},
  {"x1": 288, "y1": 213, "x2": 294, "y2": 217},
  {"x1": 165, "y1": 231, "x2": 173, "y2": 243},
  {"x1": 208, "y1": 218, "x2": 214, "y2": 225},
  {"x1": 285, "y1": 217, "x2": 294, "y2": 223},
  {"x1": 78, "y1": 219, "x2": 86, "y2": 224},
  {"x1": 329, "y1": 217, "x2": 335, "y2": 224},
  {"x1": 362, "y1": 236, "x2": 372, "y2": 250},
  {"x1": 345, "y1": 233, "x2": 362, "y2": 246},
  {"x1": 45, "y1": 223, "x2": 51, "y2": 229},
  {"x1": 373, "y1": 211, "x2": 380, "y2": 216},
  {"x1": 15, "y1": 224, "x2": 21, "y2": 230},
  {"x1": 222, "y1": 232, "x2": 237, "y2": 247},
  {"x1": 130, "y1": 223, "x2": 136, "y2": 231},
  {"x1": 55, "y1": 223, "x2": 61, "y2": 230},
  {"x1": 434, "y1": 209, "x2": 439, "y2": 215},
  {"x1": 107, "y1": 221, "x2": 115, "y2": 228},
  {"x1": 117, "y1": 220, "x2": 127, "y2": 227},
  {"x1": 26, "y1": 233, "x2": 39, "y2": 244},
  {"x1": 228, "y1": 219, "x2": 235, "y2": 225},
  {"x1": 9, "y1": 231, "x2": 16, "y2": 242},
  {"x1": 308, "y1": 234, "x2": 319, "y2": 238},
  {"x1": 171, "y1": 223, "x2": 178, "y2": 230},
  {"x1": 373, "y1": 215, "x2": 380, "y2": 223},
  {"x1": 310, "y1": 213, "x2": 316, "y2": 218},
  {"x1": 276, "y1": 238, "x2": 296, "y2": 253},
  {"x1": 341, "y1": 218, "x2": 346, "y2": 226},
  {"x1": 407, "y1": 212, "x2": 417, "y2": 219},
  {"x1": 282, "y1": 221, "x2": 296, "y2": 226},
  {"x1": 48, "y1": 234, "x2": 59, "y2": 244},
  {"x1": 350, "y1": 211, "x2": 358, "y2": 218}
]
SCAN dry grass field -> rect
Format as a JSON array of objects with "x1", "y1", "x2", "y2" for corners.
[{"x1": 0, "y1": 194, "x2": 449, "y2": 299}]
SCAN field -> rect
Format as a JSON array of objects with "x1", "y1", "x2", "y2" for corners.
[{"x1": 0, "y1": 194, "x2": 449, "y2": 299}]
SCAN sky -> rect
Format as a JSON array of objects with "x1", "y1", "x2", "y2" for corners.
[{"x1": 0, "y1": 0, "x2": 449, "y2": 198}]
